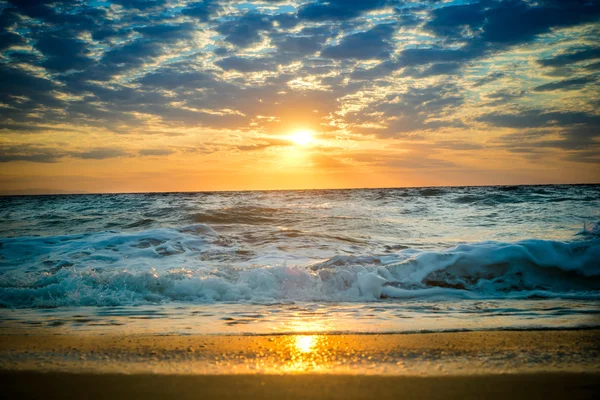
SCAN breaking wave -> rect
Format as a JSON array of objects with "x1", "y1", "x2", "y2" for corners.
[{"x1": 1, "y1": 227, "x2": 598, "y2": 308}]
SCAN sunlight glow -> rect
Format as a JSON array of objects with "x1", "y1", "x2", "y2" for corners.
[
  {"x1": 295, "y1": 335, "x2": 316, "y2": 353},
  {"x1": 289, "y1": 130, "x2": 314, "y2": 146}
]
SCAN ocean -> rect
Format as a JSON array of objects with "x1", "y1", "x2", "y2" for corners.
[{"x1": 1, "y1": 185, "x2": 599, "y2": 335}]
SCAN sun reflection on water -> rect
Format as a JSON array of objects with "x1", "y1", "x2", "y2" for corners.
[
  {"x1": 295, "y1": 335, "x2": 316, "y2": 353},
  {"x1": 275, "y1": 334, "x2": 330, "y2": 372}
]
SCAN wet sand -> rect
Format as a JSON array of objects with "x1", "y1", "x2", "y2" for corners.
[
  {"x1": 3, "y1": 371, "x2": 599, "y2": 400},
  {"x1": 2, "y1": 330, "x2": 599, "y2": 399}
]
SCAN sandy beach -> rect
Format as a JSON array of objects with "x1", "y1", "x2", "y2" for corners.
[{"x1": 2, "y1": 330, "x2": 599, "y2": 399}]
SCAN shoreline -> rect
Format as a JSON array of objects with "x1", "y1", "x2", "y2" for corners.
[
  {"x1": 2, "y1": 330, "x2": 599, "y2": 399},
  {"x1": 2, "y1": 330, "x2": 598, "y2": 376}
]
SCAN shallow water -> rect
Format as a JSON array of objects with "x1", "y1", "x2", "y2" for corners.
[{"x1": 1, "y1": 185, "x2": 599, "y2": 334}]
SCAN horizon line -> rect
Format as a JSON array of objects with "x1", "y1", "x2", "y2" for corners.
[{"x1": 1, "y1": 182, "x2": 599, "y2": 197}]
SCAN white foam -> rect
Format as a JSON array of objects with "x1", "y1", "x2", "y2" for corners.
[{"x1": 1, "y1": 225, "x2": 598, "y2": 307}]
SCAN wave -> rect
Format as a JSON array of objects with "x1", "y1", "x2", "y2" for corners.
[
  {"x1": 192, "y1": 206, "x2": 291, "y2": 225},
  {"x1": 579, "y1": 221, "x2": 600, "y2": 236},
  {"x1": 1, "y1": 231, "x2": 598, "y2": 308}
]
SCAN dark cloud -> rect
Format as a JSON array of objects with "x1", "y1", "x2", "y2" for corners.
[
  {"x1": 563, "y1": 149, "x2": 600, "y2": 164},
  {"x1": 111, "y1": 0, "x2": 167, "y2": 10},
  {"x1": 216, "y1": 12, "x2": 273, "y2": 48},
  {"x1": 321, "y1": 24, "x2": 396, "y2": 60},
  {"x1": 353, "y1": 45, "x2": 484, "y2": 79},
  {"x1": 420, "y1": 0, "x2": 600, "y2": 73},
  {"x1": 74, "y1": 148, "x2": 129, "y2": 160},
  {"x1": 0, "y1": 123, "x2": 78, "y2": 133},
  {"x1": 424, "y1": 2, "x2": 485, "y2": 38},
  {"x1": 496, "y1": 124, "x2": 600, "y2": 161},
  {"x1": 298, "y1": 0, "x2": 387, "y2": 22},
  {"x1": 91, "y1": 39, "x2": 165, "y2": 80},
  {"x1": 0, "y1": 144, "x2": 67, "y2": 163},
  {"x1": 0, "y1": 7, "x2": 20, "y2": 30},
  {"x1": 35, "y1": 33, "x2": 93, "y2": 72},
  {"x1": 404, "y1": 62, "x2": 462, "y2": 78},
  {"x1": 584, "y1": 61, "x2": 600, "y2": 71},
  {"x1": 0, "y1": 31, "x2": 25, "y2": 51},
  {"x1": 136, "y1": 67, "x2": 218, "y2": 90},
  {"x1": 533, "y1": 76, "x2": 597, "y2": 92},
  {"x1": 473, "y1": 72, "x2": 505, "y2": 87},
  {"x1": 91, "y1": 27, "x2": 129, "y2": 41},
  {"x1": 7, "y1": 1, "x2": 107, "y2": 33},
  {"x1": 275, "y1": 35, "x2": 323, "y2": 56},
  {"x1": 479, "y1": 109, "x2": 600, "y2": 129},
  {"x1": 484, "y1": 89, "x2": 525, "y2": 106},
  {"x1": 138, "y1": 148, "x2": 173, "y2": 156},
  {"x1": 537, "y1": 47, "x2": 600, "y2": 68},
  {"x1": 0, "y1": 65, "x2": 62, "y2": 121},
  {"x1": 134, "y1": 23, "x2": 195, "y2": 42},
  {"x1": 349, "y1": 84, "x2": 466, "y2": 137},
  {"x1": 181, "y1": 1, "x2": 221, "y2": 21},
  {"x1": 216, "y1": 56, "x2": 273, "y2": 72},
  {"x1": 0, "y1": 143, "x2": 131, "y2": 163},
  {"x1": 399, "y1": 46, "x2": 483, "y2": 67},
  {"x1": 481, "y1": 1, "x2": 600, "y2": 46}
]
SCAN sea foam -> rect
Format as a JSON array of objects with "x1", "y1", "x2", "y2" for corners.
[{"x1": 1, "y1": 225, "x2": 598, "y2": 308}]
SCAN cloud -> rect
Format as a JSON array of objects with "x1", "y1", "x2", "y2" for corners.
[
  {"x1": 271, "y1": 28, "x2": 333, "y2": 58},
  {"x1": 354, "y1": 84, "x2": 466, "y2": 137},
  {"x1": 298, "y1": 0, "x2": 387, "y2": 22},
  {"x1": 537, "y1": 47, "x2": 600, "y2": 68},
  {"x1": 134, "y1": 23, "x2": 195, "y2": 42},
  {"x1": 404, "y1": 62, "x2": 462, "y2": 78},
  {"x1": 483, "y1": 89, "x2": 525, "y2": 106},
  {"x1": 0, "y1": 31, "x2": 25, "y2": 51},
  {"x1": 111, "y1": 0, "x2": 167, "y2": 10},
  {"x1": 0, "y1": 65, "x2": 63, "y2": 123},
  {"x1": 181, "y1": 1, "x2": 222, "y2": 21},
  {"x1": 320, "y1": 24, "x2": 396, "y2": 60},
  {"x1": 473, "y1": 72, "x2": 505, "y2": 87},
  {"x1": 136, "y1": 65, "x2": 220, "y2": 90},
  {"x1": 480, "y1": 1, "x2": 600, "y2": 46},
  {"x1": 532, "y1": 76, "x2": 597, "y2": 92},
  {"x1": 234, "y1": 137, "x2": 292, "y2": 152},
  {"x1": 35, "y1": 33, "x2": 93, "y2": 72},
  {"x1": 216, "y1": 12, "x2": 273, "y2": 48},
  {"x1": 216, "y1": 56, "x2": 273, "y2": 72},
  {"x1": 138, "y1": 148, "x2": 173, "y2": 156},
  {"x1": 0, "y1": 144, "x2": 67, "y2": 163},
  {"x1": 0, "y1": 0, "x2": 599, "y2": 179},
  {"x1": 0, "y1": 142, "x2": 131, "y2": 164},
  {"x1": 0, "y1": 123, "x2": 78, "y2": 133},
  {"x1": 74, "y1": 148, "x2": 130, "y2": 160},
  {"x1": 478, "y1": 109, "x2": 600, "y2": 129},
  {"x1": 585, "y1": 61, "x2": 600, "y2": 71},
  {"x1": 424, "y1": 2, "x2": 485, "y2": 38}
]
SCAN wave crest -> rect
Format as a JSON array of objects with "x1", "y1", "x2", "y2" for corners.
[{"x1": 1, "y1": 237, "x2": 598, "y2": 308}]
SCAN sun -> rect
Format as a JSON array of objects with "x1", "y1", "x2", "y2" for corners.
[{"x1": 289, "y1": 129, "x2": 314, "y2": 146}]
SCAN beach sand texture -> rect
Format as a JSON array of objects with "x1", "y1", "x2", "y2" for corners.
[{"x1": 2, "y1": 330, "x2": 599, "y2": 399}]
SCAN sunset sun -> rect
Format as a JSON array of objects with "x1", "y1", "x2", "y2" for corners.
[{"x1": 289, "y1": 130, "x2": 314, "y2": 146}]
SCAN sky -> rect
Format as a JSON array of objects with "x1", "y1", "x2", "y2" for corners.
[{"x1": 0, "y1": 0, "x2": 599, "y2": 194}]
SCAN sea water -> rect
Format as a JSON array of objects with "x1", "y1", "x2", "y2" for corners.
[{"x1": 1, "y1": 185, "x2": 598, "y2": 334}]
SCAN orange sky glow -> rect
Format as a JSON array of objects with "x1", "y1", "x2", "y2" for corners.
[{"x1": 1, "y1": 1, "x2": 599, "y2": 194}]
